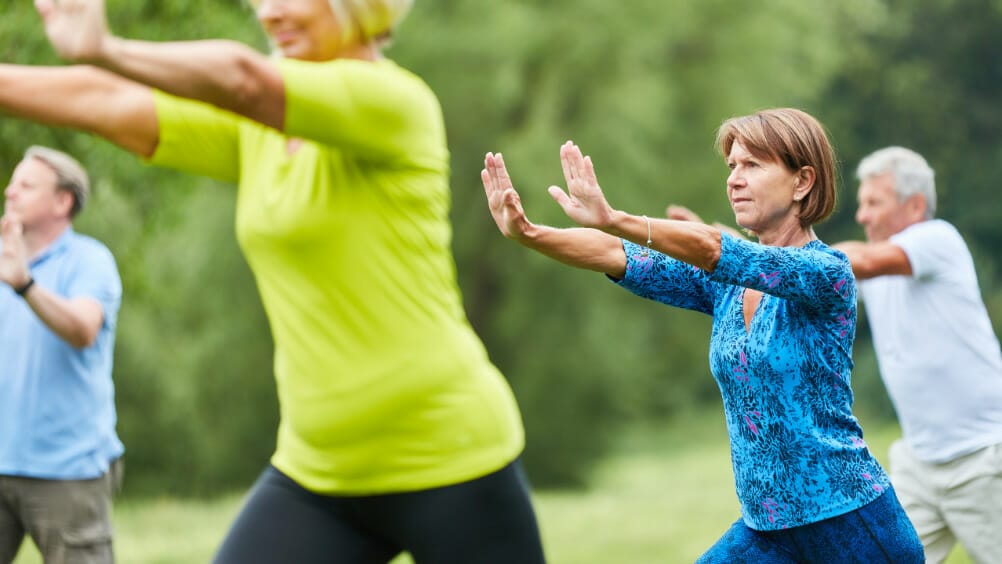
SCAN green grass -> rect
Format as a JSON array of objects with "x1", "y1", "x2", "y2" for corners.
[{"x1": 15, "y1": 411, "x2": 972, "y2": 563}]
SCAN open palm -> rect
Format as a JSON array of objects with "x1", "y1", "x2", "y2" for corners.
[
  {"x1": 35, "y1": 0, "x2": 110, "y2": 62},
  {"x1": 481, "y1": 152, "x2": 535, "y2": 241},
  {"x1": 547, "y1": 141, "x2": 615, "y2": 230}
]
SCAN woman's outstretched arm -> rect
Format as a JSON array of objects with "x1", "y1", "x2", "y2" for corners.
[
  {"x1": 0, "y1": 63, "x2": 157, "y2": 156},
  {"x1": 36, "y1": 0, "x2": 285, "y2": 130}
]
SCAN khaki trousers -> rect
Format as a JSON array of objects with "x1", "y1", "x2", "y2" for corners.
[
  {"x1": 889, "y1": 440, "x2": 1002, "y2": 564},
  {"x1": 0, "y1": 458, "x2": 123, "y2": 564}
]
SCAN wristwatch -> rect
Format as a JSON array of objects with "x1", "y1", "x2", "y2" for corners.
[{"x1": 14, "y1": 277, "x2": 35, "y2": 297}]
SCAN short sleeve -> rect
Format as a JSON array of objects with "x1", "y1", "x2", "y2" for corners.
[
  {"x1": 279, "y1": 58, "x2": 446, "y2": 166},
  {"x1": 890, "y1": 220, "x2": 965, "y2": 282},
  {"x1": 149, "y1": 90, "x2": 242, "y2": 183},
  {"x1": 65, "y1": 241, "x2": 123, "y2": 331}
]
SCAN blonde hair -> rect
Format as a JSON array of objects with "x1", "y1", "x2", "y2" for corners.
[
  {"x1": 24, "y1": 145, "x2": 90, "y2": 218},
  {"x1": 328, "y1": 0, "x2": 414, "y2": 47},
  {"x1": 716, "y1": 108, "x2": 837, "y2": 227}
]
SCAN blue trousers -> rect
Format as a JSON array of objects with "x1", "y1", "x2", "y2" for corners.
[{"x1": 697, "y1": 488, "x2": 924, "y2": 563}]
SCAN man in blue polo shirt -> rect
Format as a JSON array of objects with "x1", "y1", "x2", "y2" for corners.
[{"x1": 0, "y1": 146, "x2": 123, "y2": 563}]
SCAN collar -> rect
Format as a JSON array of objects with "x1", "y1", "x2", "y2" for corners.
[{"x1": 29, "y1": 226, "x2": 76, "y2": 267}]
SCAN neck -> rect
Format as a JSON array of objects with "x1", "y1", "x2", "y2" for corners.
[
  {"x1": 756, "y1": 222, "x2": 816, "y2": 248},
  {"x1": 23, "y1": 219, "x2": 71, "y2": 260},
  {"x1": 337, "y1": 41, "x2": 382, "y2": 62}
]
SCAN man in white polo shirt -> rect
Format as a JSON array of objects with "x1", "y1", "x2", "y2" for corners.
[{"x1": 835, "y1": 146, "x2": 1002, "y2": 564}]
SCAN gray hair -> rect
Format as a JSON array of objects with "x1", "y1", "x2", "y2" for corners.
[
  {"x1": 24, "y1": 146, "x2": 90, "y2": 217},
  {"x1": 856, "y1": 146, "x2": 936, "y2": 219}
]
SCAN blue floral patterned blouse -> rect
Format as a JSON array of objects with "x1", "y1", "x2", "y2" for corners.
[{"x1": 615, "y1": 233, "x2": 890, "y2": 530}]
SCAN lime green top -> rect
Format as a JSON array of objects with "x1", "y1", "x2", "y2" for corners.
[{"x1": 150, "y1": 58, "x2": 524, "y2": 493}]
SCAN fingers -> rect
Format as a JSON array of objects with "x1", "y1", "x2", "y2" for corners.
[
  {"x1": 559, "y1": 140, "x2": 587, "y2": 186},
  {"x1": 559, "y1": 141, "x2": 601, "y2": 199},
  {"x1": 494, "y1": 153, "x2": 515, "y2": 192},
  {"x1": 547, "y1": 185, "x2": 572, "y2": 209},
  {"x1": 582, "y1": 154, "x2": 597, "y2": 185},
  {"x1": 483, "y1": 152, "x2": 509, "y2": 202},
  {"x1": 480, "y1": 167, "x2": 494, "y2": 199},
  {"x1": 482, "y1": 152, "x2": 497, "y2": 194},
  {"x1": 502, "y1": 187, "x2": 522, "y2": 214},
  {"x1": 0, "y1": 214, "x2": 24, "y2": 241},
  {"x1": 34, "y1": 0, "x2": 53, "y2": 19},
  {"x1": 560, "y1": 142, "x2": 575, "y2": 186},
  {"x1": 666, "y1": 205, "x2": 701, "y2": 222}
]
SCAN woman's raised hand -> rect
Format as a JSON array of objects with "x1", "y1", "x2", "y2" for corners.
[
  {"x1": 547, "y1": 141, "x2": 615, "y2": 230},
  {"x1": 482, "y1": 153, "x2": 536, "y2": 242},
  {"x1": 35, "y1": 0, "x2": 110, "y2": 63}
]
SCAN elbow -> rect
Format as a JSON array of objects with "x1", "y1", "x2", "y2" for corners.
[
  {"x1": 67, "y1": 318, "x2": 102, "y2": 349},
  {"x1": 68, "y1": 328, "x2": 100, "y2": 349},
  {"x1": 232, "y1": 52, "x2": 284, "y2": 130},
  {"x1": 699, "y1": 229, "x2": 723, "y2": 272}
]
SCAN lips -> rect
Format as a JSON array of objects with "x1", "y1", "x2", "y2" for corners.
[{"x1": 271, "y1": 30, "x2": 299, "y2": 46}]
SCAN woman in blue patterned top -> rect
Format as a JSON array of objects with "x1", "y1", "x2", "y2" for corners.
[{"x1": 480, "y1": 108, "x2": 923, "y2": 562}]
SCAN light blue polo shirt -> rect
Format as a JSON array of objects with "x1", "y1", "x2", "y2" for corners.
[{"x1": 0, "y1": 227, "x2": 124, "y2": 480}]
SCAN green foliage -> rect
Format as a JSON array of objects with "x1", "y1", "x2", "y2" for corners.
[
  {"x1": 3, "y1": 0, "x2": 999, "y2": 494},
  {"x1": 816, "y1": 0, "x2": 1002, "y2": 422}
]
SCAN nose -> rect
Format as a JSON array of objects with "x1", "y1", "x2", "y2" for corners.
[
  {"x1": 727, "y1": 168, "x2": 743, "y2": 190},
  {"x1": 855, "y1": 206, "x2": 868, "y2": 225}
]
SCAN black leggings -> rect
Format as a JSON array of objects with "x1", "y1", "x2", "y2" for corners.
[{"x1": 213, "y1": 460, "x2": 546, "y2": 564}]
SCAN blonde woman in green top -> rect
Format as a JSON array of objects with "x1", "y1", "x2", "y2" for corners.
[{"x1": 0, "y1": 0, "x2": 545, "y2": 561}]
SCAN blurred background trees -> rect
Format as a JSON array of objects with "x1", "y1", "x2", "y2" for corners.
[{"x1": 1, "y1": 0, "x2": 999, "y2": 495}]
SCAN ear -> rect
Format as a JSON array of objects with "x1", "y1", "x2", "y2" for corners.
[
  {"x1": 904, "y1": 193, "x2": 928, "y2": 221},
  {"x1": 53, "y1": 189, "x2": 75, "y2": 218},
  {"x1": 793, "y1": 166, "x2": 816, "y2": 202}
]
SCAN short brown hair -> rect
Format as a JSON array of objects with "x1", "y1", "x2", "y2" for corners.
[{"x1": 715, "y1": 108, "x2": 837, "y2": 227}]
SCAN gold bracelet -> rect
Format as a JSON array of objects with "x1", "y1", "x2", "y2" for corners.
[{"x1": 641, "y1": 215, "x2": 652, "y2": 257}]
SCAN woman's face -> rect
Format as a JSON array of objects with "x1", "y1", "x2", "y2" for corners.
[
  {"x1": 725, "y1": 140, "x2": 806, "y2": 235},
  {"x1": 254, "y1": 0, "x2": 348, "y2": 61}
]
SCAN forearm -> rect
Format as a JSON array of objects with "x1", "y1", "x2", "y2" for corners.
[
  {"x1": 605, "y1": 211, "x2": 722, "y2": 272},
  {"x1": 831, "y1": 240, "x2": 911, "y2": 279},
  {"x1": 831, "y1": 241, "x2": 868, "y2": 278},
  {"x1": 20, "y1": 285, "x2": 104, "y2": 349},
  {"x1": 98, "y1": 37, "x2": 285, "y2": 130},
  {"x1": 0, "y1": 64, "x2": 158, "y2": 156},
  {"x1": 519, "y1": 225, "x2": 627, "y2": 277}
]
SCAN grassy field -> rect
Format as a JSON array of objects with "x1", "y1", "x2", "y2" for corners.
[{"x1": 14, "y1": 411, "x2": 971, "y2": 563}]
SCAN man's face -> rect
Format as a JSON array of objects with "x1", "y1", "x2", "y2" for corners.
[
  {"x1": 3, "y1": 157, "x2": 72, "y2": 229},
  {"x1": 855, "y1": 173, "x2": 919, "y2": 242}
]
